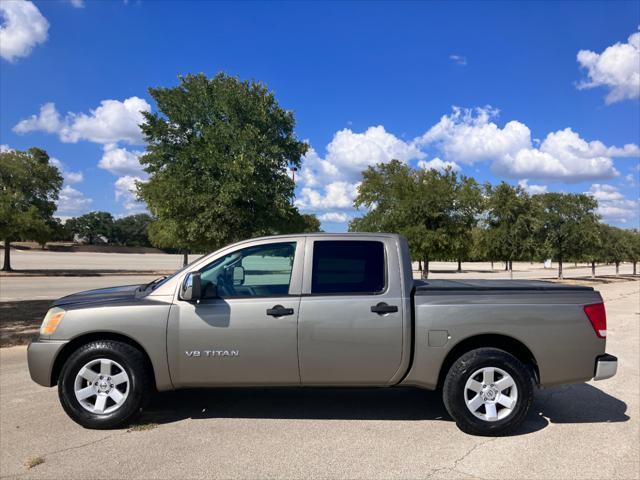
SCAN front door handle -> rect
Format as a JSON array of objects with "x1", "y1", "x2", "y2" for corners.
[
  {"x1": 266, "y1": 305, "x2": 294, "y2": 317},
  {"x1": 371, "y1": 302, "x2": 398, "y2": 314}
]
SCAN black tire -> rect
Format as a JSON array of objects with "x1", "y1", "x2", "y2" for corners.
[
  {"x1": 58, "y1": 340, "x2": 152, "y2": 429},
  {"x1": 442, "y1": 348, "x2": 533, "y2": 436}
]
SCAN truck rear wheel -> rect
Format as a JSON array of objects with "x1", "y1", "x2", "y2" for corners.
[
  {"x1": 443, "y1": 347, "x2": 533, "y2": 436},
  {"x1": 58, "y1": 340, "x2": 152, "y2": 429}
]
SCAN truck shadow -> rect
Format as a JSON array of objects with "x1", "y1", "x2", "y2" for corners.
[{"x1": 141, "y1": 383, "x2": 628, "y2": 436}]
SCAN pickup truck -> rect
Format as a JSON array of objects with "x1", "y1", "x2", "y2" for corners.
[{"x1": 28, "y1": 233, "x2": 617, "y2": 435}]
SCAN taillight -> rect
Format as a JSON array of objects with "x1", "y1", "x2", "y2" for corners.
[{"x1": 584, "y1": 303, "x2": 607, "y2": 339}]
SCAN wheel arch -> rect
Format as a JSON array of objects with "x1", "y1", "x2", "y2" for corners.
[
  {"x1": 436, "y1": 333, "x2": 539, "y2": 389},
  {"x1": 51, "y1": 332, "x2": 156, "y2": 389}
]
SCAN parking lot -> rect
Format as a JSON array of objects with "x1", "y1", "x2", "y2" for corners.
[{"x1": 0, "y1": 251, "x2": 638, "y2": 479}]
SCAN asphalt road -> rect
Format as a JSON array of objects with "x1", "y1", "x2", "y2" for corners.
[{"x1": 1, "y1": 280, "x2": 638, "y2": 479}]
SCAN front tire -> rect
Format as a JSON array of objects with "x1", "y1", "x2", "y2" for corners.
[
  {"x1": 58, "y1": 340, "x2": 152, "y2": 429},
  {"x1": 443, "y1": 348, "x2": 533, "y2": 436}
]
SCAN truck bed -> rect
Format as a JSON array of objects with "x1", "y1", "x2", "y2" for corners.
[
  {"x1": 403, "y1": 278, "x2": 603, "y2": 390},
  {"x1": 414, "y1": 279, "x2": 594, "y2": 293}
]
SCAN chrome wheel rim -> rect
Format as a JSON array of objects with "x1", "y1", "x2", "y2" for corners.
[
  {"x1": 74, "y1": 358, "x2": 130, "y2": 414},
  {"x1": 464, "y1": 367, "x2": 518, "y2": 422}
]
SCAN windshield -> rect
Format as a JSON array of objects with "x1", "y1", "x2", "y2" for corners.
[{"x1": 147, "y1": 256, "x2": 203, "y2": 290}]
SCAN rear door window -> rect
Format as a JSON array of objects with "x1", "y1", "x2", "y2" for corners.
[{"x1": 311, "y1": 240, "x2": 385, "y2": 294}]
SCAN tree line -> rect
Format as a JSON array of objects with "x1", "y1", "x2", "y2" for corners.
[
  {"x1": 2, "y1": 73, "x2": 638, "y2": 276},
  {"x1": 349, "y1": 160, "x2": 639, "y2": 279}
]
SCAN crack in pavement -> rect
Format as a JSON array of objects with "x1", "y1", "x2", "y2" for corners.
[
  {"x1": 425, "y1": 437, "x2": 498, "y2": 479},
  {"x1": 0, "y1": 432, "x2": 127, "y2": 479}
]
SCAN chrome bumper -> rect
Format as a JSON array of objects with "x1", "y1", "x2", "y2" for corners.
[
  {"x1": 594, "y1": 353, "x2": 617, "y2": 381},
  {"x1": 27, "y1": 339, "x2": 67, "y2": 387}
]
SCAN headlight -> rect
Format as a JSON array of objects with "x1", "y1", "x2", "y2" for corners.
[{"x1": 40, "y1": 308, "x2": 65, "y2": 335}]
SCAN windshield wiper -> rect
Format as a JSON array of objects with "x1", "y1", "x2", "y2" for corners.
[{"x1": 142, "y1": 276, "x2": 167, "y2": 290}]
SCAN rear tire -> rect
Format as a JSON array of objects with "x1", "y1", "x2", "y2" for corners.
[
  {"x1": 443, "y1": 348, "x2": 533, "y2": 436},
  {"x1": 58, "y1": 340, "x2": 152, "y2": 429}
]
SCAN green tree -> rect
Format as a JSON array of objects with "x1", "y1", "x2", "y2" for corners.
[
  {"x1": 112, "y1": 214, "x2": 153, "y2": 247},
  {"x1": 536, "y1": 193, "x2": 599, "y2": 279},
  {"x1": 0, "y1": 148, "x2": 63, "y2": 271},
  {"x1": 349, "y1": 160, "x2": 475, "y2": 278},
  {"x1": 600, "y1": 225, "x2": 630, "y2": 275},
  {"x1": 582, "y1": 222, "x2": 604, "y2": 278},
  {"x1": 449, "y1": 176, "x2": 484, "y2": 272},
  {"x1": 625, "y1": 229, "x2": 640, "y2": 276},
  {"x1": 282, "y1": 212, "x2": 322, "y2": 233},
  {"x1": 484, "y1": 182, "x2": 540, "y2": 277},
  {"x1": 66, "y1": 211, "x2": 115, "y2": 244},
  {"x1": 138, "y1": 73, "x2": 308, "y2": 265}
]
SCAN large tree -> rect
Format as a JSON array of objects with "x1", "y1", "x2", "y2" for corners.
[
  {"x1": 0, "y1": 148, "x2": 62, "y2": 271},
  {"x1": 112, "y1": 214, "x2": 153, "y2": 247},
  {"x1": 536, "y1": 193, "x2": 599, "y2": 279},
  {"x1": 484, "y1": 182, "x2": 540, "y2": 276},
  {"x1": 66, "y1": 211, "x2": 116, "y2": 245},
  {"x1": 349, "y1": 160, "x2": 478, "y2": 278},
  {"x1": 138, "y1": 73, "x2": 308, "y2": 264}
]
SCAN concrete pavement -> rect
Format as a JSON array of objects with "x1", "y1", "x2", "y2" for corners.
[{"x1": 0, "y1": 280, "x2": 638, "y2": 479}]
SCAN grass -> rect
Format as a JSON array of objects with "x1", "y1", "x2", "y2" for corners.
[
  {"x1": 127, "y1": 422, "x2": 158, "y2": 432},
  {"x1": 25, "y1": 456, "x2": 45, "y2": 469}
]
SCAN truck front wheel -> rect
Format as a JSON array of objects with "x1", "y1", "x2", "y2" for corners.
[
  {"x1": 58, "y1": 340, "x2": 152, "y2": 429},
  {"x1": 442, "y1": 348, "x2": 533, "y2": 436}
]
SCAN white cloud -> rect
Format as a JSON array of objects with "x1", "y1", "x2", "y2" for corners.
[
  {"x1": 49, "y1": 157, "x2": 83, "y2": 184},
  {"x1": 296, "y1": 181, "x2": 359, "y2": 210},
  {"x1": 56, "y1": 185, "x2": 92, "y2": 215},
  {"x1": 318, "y1": 212, "x2": 351, "y2": 223},
  {"x1": 0, "y1": 0, "x2": 49, "y2": 62},
  {"x1": 587, "y1": 184, "x2": 639, "y2": 224},
  {"x1": 0, "y1": 144, "x2": 12, "y2": 153},
  {"x1": 518, "y1": 179, "x2": 547, "y2": 194},
  {"x1": 14, "y1": 97, "x2": 151, "y2": 145},
  {"x1": 296, "y1": 107, "x2": 640, "y2": 224},
  {"x1": 419, "y1": 106, "x2": 638, "y2": 181},
  {"x1": 13, "y1": 102, "x2": 62, "y2": 134},
  {"x1": 296, "y1": 126, "x2": 423, "y2": 216},
  {"x1": 69, "y1": 0, "x2": 85, "y2": 7},
  {"x1": 99, "y1": 144, "x2": 146, "y2": 176},
  {"x1": 418, "y1": 157, "x2": 461, "y2": 173},
  {"x1": 417, "y1": 106, "x2": 531, "y2": 164},
  {"x1": 577, "y1": 31, "x2": 640, "y2": 104},
  {"x1": 115, "y1": 175, "x2": 146, "y2": 212},
  {"x1": 449, "y1": 54, "x2": 467, "y2": 66},
  {"x1": 300, "y1": 126, "x2": 425, "y2": 188}
]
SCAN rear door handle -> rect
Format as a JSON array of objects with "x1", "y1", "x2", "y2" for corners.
[
  {"x1": 266, "y1": 305, "x2": 294, "y2": 317},
  {"x1": 371, "y1": 302, "x2": 398, "y2": 314}
]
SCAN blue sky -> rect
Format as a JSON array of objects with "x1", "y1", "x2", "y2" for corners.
[{"x1": 1, "y1": 0, "x2": 639, "y2": 231}]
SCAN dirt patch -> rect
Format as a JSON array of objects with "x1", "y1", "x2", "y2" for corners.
[
  {"x1": 25, "y1": 456, "x2": 45, "y2": 469},
  {"x1": 0, "y1": 300, "x2": 52, "y2": 347}
]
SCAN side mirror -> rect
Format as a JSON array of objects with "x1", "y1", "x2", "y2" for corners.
[
  {"x1": 232, "y1": 266, "x2": 245, "y2": 286},
  {"x1": 181, "y1": 272, "x2": 202, "y2": 301}
]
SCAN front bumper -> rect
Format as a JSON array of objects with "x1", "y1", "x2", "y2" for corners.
[
  {"x1": 593, "y1": 353, "x2": 618, "y2": 381},
  {"x1": 27, "y1": 339, "x2": 68, "y2": 387}
]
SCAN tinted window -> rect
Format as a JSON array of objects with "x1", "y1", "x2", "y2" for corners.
[
  {"x1": 311, "y1": 241, "x2": 385, "y2": 294},
  {"x1": 200, "y1": 242, "x2": 296, "y2": 298}
]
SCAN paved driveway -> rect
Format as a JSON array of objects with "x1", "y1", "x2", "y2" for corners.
[{"x1": 0, "y1": 280, "x2": 637, "y2": 479}]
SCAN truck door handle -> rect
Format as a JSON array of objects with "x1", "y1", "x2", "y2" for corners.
[
  {"x1": 371, "y1": 302, "x2": 398, "y2": 314},
  {"x1": 266, "y1": 305, "x2": 294, "y2": 317}
]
